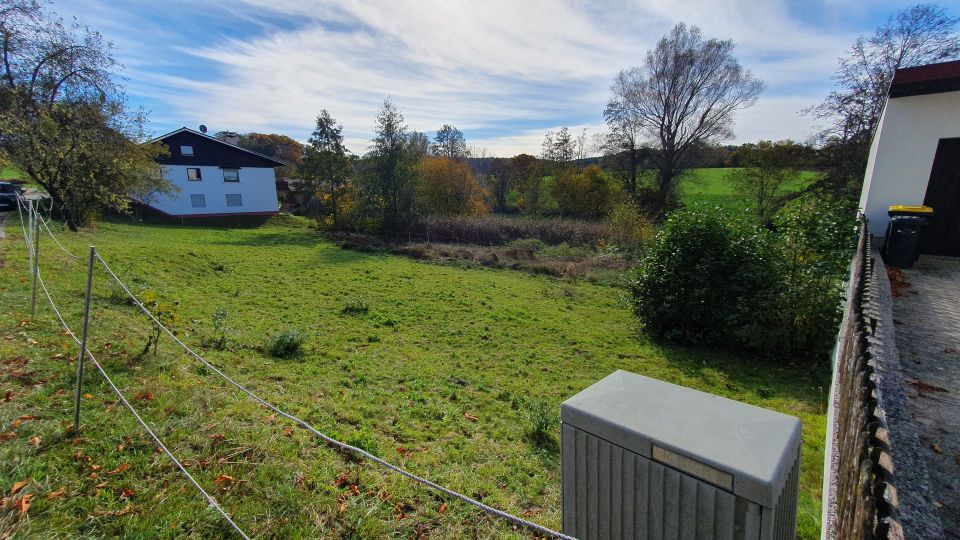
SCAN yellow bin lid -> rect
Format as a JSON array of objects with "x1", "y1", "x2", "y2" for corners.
[{"x1": 889, "y1": 205, "x2": 934, "y2": 214}]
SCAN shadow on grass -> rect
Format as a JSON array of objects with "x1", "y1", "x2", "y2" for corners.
[{"x1": 640, "y1": 337, "x2": 831, "y2": 408}]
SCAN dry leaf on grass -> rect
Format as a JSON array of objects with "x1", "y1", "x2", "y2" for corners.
[
  {"x1": 46, "y1": 487, "x2": 66, "y2": 500},
  {"x1": 82, "y1": 394, "x2": 93, "y2": 399},
  {"x1": 13, "y1": 493, "x2": 32, "y2": 515},
  {"x1": 28, "y1": 436, "x2": 41, "y2": 448},
  {"x1": 9, "y1": 479, "x2": 31, "y2": 497},
  {"x1": 464, "y1": 413, "x2": 479, "y2": 421},
  {"x1": 438, "y1": 502, "x2": 448, "y2": 514},
  {"x1": 107, "y1": 464, "x2": 130, "y2": 475},
  {"x1": 121, "y1": 487, "x2": 135, "y2": 498},
  {"x1": 333, "y1": 471, "x2": 351, "y2": 487},
  {"x1": 283, "y1": 426, "x2": 294, "y2": 437}
]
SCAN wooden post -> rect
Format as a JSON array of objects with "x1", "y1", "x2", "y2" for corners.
[{"x1": 73, "y1": 246, "x2": 96, "y2": 434}]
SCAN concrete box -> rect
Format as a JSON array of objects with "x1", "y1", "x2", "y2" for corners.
[{"x1": 561, "y1": 370, "x2": 801, "y2": 539}]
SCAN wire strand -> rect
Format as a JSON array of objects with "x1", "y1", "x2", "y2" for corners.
[
  {"x1": 18, "y1": 201, "x2": 249, "y2": 540},
  {"x1": 95, "y1": 252, "x2": 574, "y2": 540},
  {"x1": 38, "y1": 213, "x2": 82, "y2": 259}
]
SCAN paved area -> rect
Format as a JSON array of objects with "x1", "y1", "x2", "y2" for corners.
[{"x1": 893, "y1": 255, "x2": 960, "y2": 538}]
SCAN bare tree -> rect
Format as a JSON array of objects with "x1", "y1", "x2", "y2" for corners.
[
  {"x1": 606, "y1": 23, "x2": 763, "y2": 213},
  {"x1": 811, "y1": 4, "x2": 960, "y2": 197}
]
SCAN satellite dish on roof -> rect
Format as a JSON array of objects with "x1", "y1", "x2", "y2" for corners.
[{"x1": 199, "y1": 124, "x2": 208, "y2": 133}]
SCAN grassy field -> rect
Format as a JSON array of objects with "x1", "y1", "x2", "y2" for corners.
[
  {"x1": 0, "y1": 214, "x2": 829, "y2": 538},
  {"x1": 680, "y1": 167, "x2": 818, "y2": 209},
  {"x1": 0, "y1": 166, "x2": 23, "y2": 180}
]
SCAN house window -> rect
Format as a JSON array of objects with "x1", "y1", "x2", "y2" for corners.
[
  {"x1": 187, "y1": 168, "x2": 202, "y2": 181},
  {"x1": 225, "y1": 194, "x2": 243, "y2": 207},
  {"x1": 222, "y1": 168, "x2": 240, "y2": 182},
  {"x1": 180, "y1": 145, "x2": 194, "y2": 156},
  {"x1": 190, "y1": 194, "x2": 206, "y2": 208}
]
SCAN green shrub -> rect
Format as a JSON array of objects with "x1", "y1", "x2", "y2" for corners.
[
  {"x1": 631, "y1": 205, "x2": 781, "y2": 352},
  {"x1": 772, "y1": 193, "x2": 857, "y2": 357},
  {"x1": 608, "y1": 200, "x2": 654, "y2": 253},
  {"x1": 341, "y1": 296, "x2": 369, "y2": 316},
  {"x1": 631, "y1": 197, "x2": 856, "y2": 361},
  {"x1": 201, "y1": 307, "x2": 229, "y2": 350},
  {"x1": 266, "y1": 329, "x2": 304, "y2": 358},
  {"x1": 524, "y1": 399, "x2": 558, "y2": 452}
]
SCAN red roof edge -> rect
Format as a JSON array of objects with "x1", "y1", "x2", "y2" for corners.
[{"x1": 890, "y1": 60, "x2": 960, "y2": 98}]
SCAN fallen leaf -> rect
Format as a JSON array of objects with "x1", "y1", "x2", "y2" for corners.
[
  {"x1": 9, "y1": 479, "x2": 31, "y2": 497},
  {"x1": 3, "y1": 390, "x2": 13, "y2": 402},
  {"x1": 337, "y1": 498, "x2": 348, "y2": 513},
  {"x1": 46, "y1": 487, "x2": 66, "y2": 500},
  {"x1": 334, "y1": 472, "x2": 351, "y2": 487},
  {"x1": 89, "y1": 465, "x2": 103, "y2": 471},
  {"x1": 932, "y1": 444, "x2": 944, "y2": 454},
  {"x1": 283, "y1": 426, "x2": 294, "y2": 437},
  {"x1": 265, "y1": 413, "x2": 276, "y2": 424},
  {"x1": 107, "y1": 464, "x2": 130, "y2": 475},
  {"x1": 121, "y1": 487, "x2": 135, "y2": 498},
  {"x1": 213, "y1": 475, "x2": 235, "y2": 485},
  {"x1": 438, "y1": 502, "x2": 448, "y2": 514},
  {"x1": 464, "y1": 413, "x2": 479, "y2": 422},
  {"x1": 13, "y1": 493, "x2": 32, "y2": 515},
  {"x1": 89, "y1": 473, "x2": 98, "y2": 480},
  {"x1": 350, "y1": 484, "x2": 360, "y2": 496},
  {"x1": 82, "y1": 394, "x2": 93, "y2": 399},
  {"x1": 94, "y1": 481, "x2": 108, "y2": 489},
  {"x1": 522, "y1": 507, "x2": 542, "y2": 517},
  {"x1": 11, "y1": 419, "x2": 21, "y2": 429},
  {"x1": 28, "y1": 436, "x2": 41, "y2": 448},
  {"x1": 0, "y1": 432, "x2": 16, "y2": 442},
  {"x1": 27, "y1": 338, "x2": 38, "y2": 344},
  {"x1": 18, "y1": 415, "x2": 37, "y2": 421},
  {"x1": 133, "y1": 390, "x2": 153, "y2": 401}
]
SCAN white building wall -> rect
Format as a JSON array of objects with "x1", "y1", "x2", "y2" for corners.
[
  {"x1": 859, "y1": 90, "x2": 960, "y2": 235},
  {"x1": 145, "y1": 165, "x2": 279, "y2": 216}
]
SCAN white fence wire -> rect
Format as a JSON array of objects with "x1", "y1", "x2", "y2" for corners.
[{"x1": 12, "y1": 195, "x2": 574, "y2": 540}]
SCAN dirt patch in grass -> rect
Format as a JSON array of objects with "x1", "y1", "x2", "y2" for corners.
[{"x1": 331, "y1": 232, "x2": 634, "y2": 283}]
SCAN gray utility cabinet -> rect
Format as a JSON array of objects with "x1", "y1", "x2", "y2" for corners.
[{"x1": 561, "y1": 370, "x2": 801, "y2": 540}]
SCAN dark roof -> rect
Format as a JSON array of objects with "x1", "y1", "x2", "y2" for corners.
[
  {"x1": 890, "y1": 60, "x2": 960, "y2": 98},
  {"x1": 149, "y1": 127, "x2": 286, "y2": 167}
]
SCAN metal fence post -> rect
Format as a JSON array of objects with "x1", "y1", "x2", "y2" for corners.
[
  {"x1": 29, "y1": 203, "x2": 40, "y2": 320},
  {"x1": 73, "y1": 246, "x2": 96, "y2": 434}
]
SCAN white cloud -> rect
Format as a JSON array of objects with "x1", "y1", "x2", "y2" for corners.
[{"x1": 64, "y1": 0, "x2": 879, "y2": 154}]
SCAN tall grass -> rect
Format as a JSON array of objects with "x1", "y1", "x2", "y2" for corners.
[{"x1": 411, "y1": 215, "x2": 609, "y2": 246}]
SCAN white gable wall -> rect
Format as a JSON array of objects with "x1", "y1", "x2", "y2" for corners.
[
  {"x1": 859, "y1": 90, "x2": 960, "y2": 235},
  {"x1": 144, "y1": 165, "x2": 278, "y2": 216}
]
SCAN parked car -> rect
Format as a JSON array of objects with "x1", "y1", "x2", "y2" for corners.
[{"x1": 0, "y1": 182, "x2": 23, "y2": 211}]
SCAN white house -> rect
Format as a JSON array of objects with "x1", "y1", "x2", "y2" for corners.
[
  {"x1": 859, "y1": 60, "x2": 960, "y2": 257},
  {"x1": 138, "y1": 127, "x2": 284, "y2": 218}
]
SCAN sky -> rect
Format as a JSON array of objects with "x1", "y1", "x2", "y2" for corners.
[{"x1": 58, "y1": 0, "x2": 929, "y2": 157}]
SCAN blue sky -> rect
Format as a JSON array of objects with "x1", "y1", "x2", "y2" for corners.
[{"x1": 59, "y1": 0, "x2": 929, "y2": 156}]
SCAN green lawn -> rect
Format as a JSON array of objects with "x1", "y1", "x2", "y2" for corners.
[
  {"x1": 1, "y1": 166, "x2": 23, "y2": 180},
  {"x1": 680, "y1": 167, "x2": 818, "y2": 209},
  {"x1": 0, "y1": 214, "x2": 828, "y2": 538}
]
